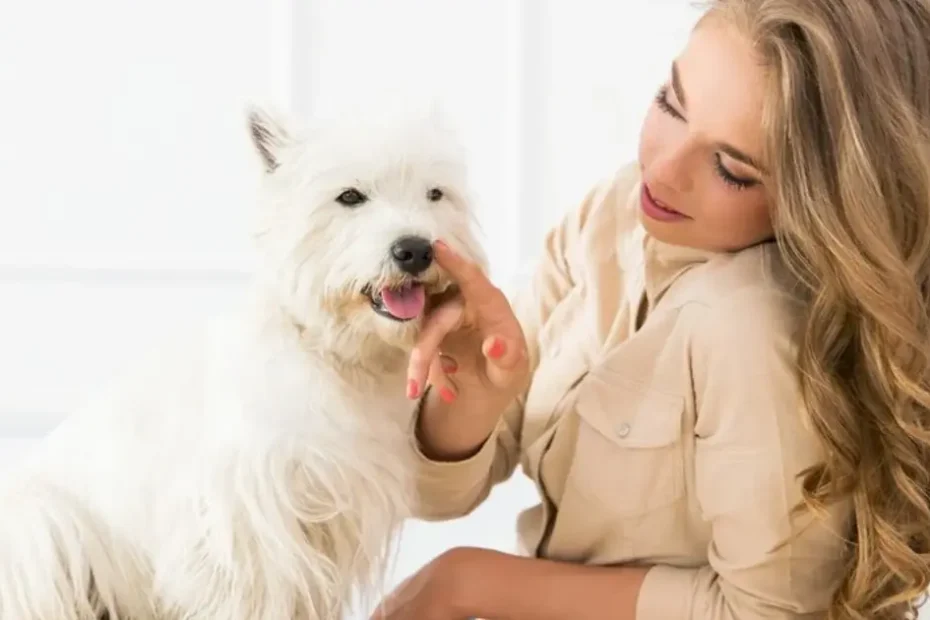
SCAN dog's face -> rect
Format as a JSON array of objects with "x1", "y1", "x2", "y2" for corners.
[{"x1": 247, "y1": 105, "x2": 486, "y2": 356}]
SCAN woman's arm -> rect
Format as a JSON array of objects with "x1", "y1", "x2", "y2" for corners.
[
  {"x1": 410, "y1": 174, "x2": 627, "y2": 521},
  {"x1": 370, "y1": 546, "x2": 649, "y2": 620},
  {"x1": 450, "y1": 548, "x2": 649, "y2": 620}
]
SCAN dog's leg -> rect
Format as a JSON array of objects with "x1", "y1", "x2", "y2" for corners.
[{"x1": 0, "y1": 481, "x2": 120, "y2": 619}]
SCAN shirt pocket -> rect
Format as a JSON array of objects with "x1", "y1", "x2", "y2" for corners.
[{"x1": 567, "y1": 374, "x2": 685, "y2": 519}]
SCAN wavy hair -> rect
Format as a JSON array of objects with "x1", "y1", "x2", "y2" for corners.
[{"x1": 710, "y1": 1, "x2": 930, "y2": 618}]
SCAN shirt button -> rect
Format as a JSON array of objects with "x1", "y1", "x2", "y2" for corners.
[{"x1": 616, "y1": 422, "x2": 631, "y2": 438}]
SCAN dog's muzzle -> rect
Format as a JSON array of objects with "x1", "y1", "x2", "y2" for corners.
[{"x1": 364, "y1": 281, "x2": 427, "y2": 322}]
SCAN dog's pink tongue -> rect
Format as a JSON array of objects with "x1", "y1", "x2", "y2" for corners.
[{"x1": 380, "y1": 284, "x2": 426, "y2": 320}]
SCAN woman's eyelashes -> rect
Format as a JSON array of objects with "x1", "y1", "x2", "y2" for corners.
[
  {"x1": 713, "y1": 153, "x2": 757, "y2": 190},
  {"x1": 655, "y1": 86, "x2": 685, "y2": 121},
  {"x1": 654, "y1": 85, "x2": 759, "y2": 191}
]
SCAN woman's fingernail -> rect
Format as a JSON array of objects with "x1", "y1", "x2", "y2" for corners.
[
  {"x1": 441, "y1": 358, "x2": 458, "y2": 374},
  {"x1": 439, "y1": 386, "x2": 456, "y2": 403},
  {"x1": 488, "y1": 338, "x2": 506, "y2": 359},
  {"x1": 407, "y1": 379, "x2": 419, "y2": 399}
]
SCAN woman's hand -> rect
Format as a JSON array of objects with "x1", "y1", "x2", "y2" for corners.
[
  {"x1": 408, "y1": 241, "x2": 529, "y2": 460},
  {"x1": 369, "y1": 548, "x2": 477, "y2": 620}
]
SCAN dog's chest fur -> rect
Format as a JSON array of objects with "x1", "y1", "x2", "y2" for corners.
[{"x1": 28, "y1": 309, "x2": 419, "y2": 619}]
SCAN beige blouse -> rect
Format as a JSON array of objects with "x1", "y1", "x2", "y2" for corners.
[{"x1": 409, "y1": 163, "x2": 853, "y2": 619}]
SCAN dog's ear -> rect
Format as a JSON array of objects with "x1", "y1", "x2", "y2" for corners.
[{"x1": 246, "y1": 105, "x2": 293, "y2": 173}]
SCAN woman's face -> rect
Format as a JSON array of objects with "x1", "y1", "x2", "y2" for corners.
[{"x1": 638, "y1": 17, "x2": 773, "y2": 252}]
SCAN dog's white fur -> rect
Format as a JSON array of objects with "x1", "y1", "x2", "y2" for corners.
[{"x1": 0, "y1": 102, "x2": 485, "y2": 620}]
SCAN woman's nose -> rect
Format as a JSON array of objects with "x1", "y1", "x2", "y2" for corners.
[{"x1": 649, "y1": 142, "x2": 695, "y2": 194}]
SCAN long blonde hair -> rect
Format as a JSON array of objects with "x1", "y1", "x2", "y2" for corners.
[{"x1": 710, "y1": 1, "x2": 930, "y2": 618}]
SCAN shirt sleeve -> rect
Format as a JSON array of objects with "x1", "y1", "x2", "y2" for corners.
[
  {"x1": 410, "y1": 165, "x2": 641, "y2": 520},
  {"x1": 636, "y1": 288, "x2": 852, "y2": 619}
]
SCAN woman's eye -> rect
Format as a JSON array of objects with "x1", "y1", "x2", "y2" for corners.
[
  {"x1": 335, "y1": 188, "x2": 368, "y2": 207},
  {"x1": 427, "y1": 188, "x2": 444, "y2": 202},
  {"x1": 713, "y1": 154, "x2": 758, "y2": 190},
  {"x1": 654, "y1": 84, "x2": 759, "y2": 192}
]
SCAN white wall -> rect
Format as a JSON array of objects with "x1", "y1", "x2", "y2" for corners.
[
  {"x1": 0, "y1": 0, "x2": 271, "y2": 434},
  {"x1": 0, "y1": 0, "x2": 709, "y2": 616}
]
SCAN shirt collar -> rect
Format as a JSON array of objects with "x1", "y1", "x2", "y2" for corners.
[{"x1": 624, "y1": 179, "x2": 717, "y2": 305}]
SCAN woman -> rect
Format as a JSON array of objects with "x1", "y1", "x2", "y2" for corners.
[{"x1": 374, "y1": 1, "x2": 930, "y2": 618}]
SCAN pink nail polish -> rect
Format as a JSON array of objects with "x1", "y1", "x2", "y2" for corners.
[
  {"x1": 488, "y1": 338, "x2": 505, "y2": 359},
  {"x1": 439, "y1": 387, "x2": 456, "y2": 403}
]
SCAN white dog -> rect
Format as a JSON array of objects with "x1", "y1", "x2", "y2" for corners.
[{"x1": 0, "y1": 103, "x2": 486, "y2": 620}]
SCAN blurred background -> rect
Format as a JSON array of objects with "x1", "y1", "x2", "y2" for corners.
[{"x1": 0, "y1": 0, "x2": 702, "y2": 615}]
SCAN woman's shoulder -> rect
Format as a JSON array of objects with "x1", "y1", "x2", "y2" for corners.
[
  {"x1": 573, "y1": 161, "x2": 643, "y2": 236},
  {"x1": 552, "y1": 162, "x2": 643, "y2": 273},
  {"x1": 682, "y1": 243, "x2": 806, "y2": 347}
]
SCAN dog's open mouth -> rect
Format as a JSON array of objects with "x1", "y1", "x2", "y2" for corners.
[{"x1": 364, "y1": 282, "x2": 427, "y2": 322}]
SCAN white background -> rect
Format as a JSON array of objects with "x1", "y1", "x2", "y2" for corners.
[{"x1": 13, "y1": 0, "x2": 890, "y2": 618}]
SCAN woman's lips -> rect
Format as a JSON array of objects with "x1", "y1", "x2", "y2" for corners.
[{"x1": 640, "y1": 183, "x2": 689, "y2": 222}]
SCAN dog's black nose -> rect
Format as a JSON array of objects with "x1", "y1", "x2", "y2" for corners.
[{"x1": 391, "y1": 236, "x2": 433, "y2": 275}]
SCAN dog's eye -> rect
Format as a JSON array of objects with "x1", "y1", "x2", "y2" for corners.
[
  {"x1": 336, "y1": 188, "x2": 367, "y2": 207},
  {"x1": 427, "y1": 188, "x2": 444, "y2": 202}
]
